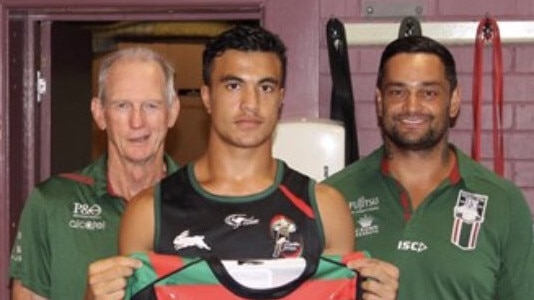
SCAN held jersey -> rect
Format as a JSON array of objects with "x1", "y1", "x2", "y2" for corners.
[
  {"x1": 126, "y1": 251, "x2": 366, "y2": 300},
  {"x1": 154, "y1": 160, "x2": 324, "y2": 260}
]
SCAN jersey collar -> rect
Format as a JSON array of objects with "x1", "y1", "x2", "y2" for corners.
[
  {"x1": 380, "y1": 145, "x2": 462, "y2": 185},
  {"x1": 104, "y1": 153, "x2": 179, "y2": 198}
]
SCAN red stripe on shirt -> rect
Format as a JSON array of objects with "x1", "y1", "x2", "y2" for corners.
[
  {"x1": 279, "y1": 185, "x2": 315, "y2": 219},
  {"x1": 58, "y1": 173, "x2": 94, "y2": 185}
]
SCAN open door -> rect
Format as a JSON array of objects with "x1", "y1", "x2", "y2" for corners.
[
  {"x1": 3, "y1": 2, "x2": 323, "y2": 298},
  {"x1": 6, "y1": 18, "x2": 251, "y2": 298},
  {"x1": 8, "y1": 19, "x2": 94, "y2": 248},
  {"x1": 50, "y1": 22, "x2": 94, "y2": 175},
  {"x1": 8, "y1": 15, "x2": 43, "y2": 251}
]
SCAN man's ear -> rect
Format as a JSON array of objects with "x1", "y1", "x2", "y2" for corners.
[
  {"x1": 200, "y1": 85, "x2": 211, "y2": 114},
  {"x1": 278, "y1": 88, "x2": 285, "y2": 119},
  {"x1": 375, "y1": 88, "x2": 383, "y2": 118},
  {"x1": 91, "y1": 97, "x2": 107, "y2": 130},
  {"x1": 449, "y1": 87, "x2": 461, "y2": 119},
  {"x1": 167, "y1": 96, "x2": 180, "y2": 128}
]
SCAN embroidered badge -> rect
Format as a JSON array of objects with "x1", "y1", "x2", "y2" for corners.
[
  {"x1": 451, "y1": 190, "x2": 488, "y2": 250},
  {"x1": 224, "y1": 213, "x2": 259, "y2": 229},
  {"x1": 173, "y1": 230, "x2": 211, "y2": 251},
  {"x1": 69, "y1": 202, "x2": 106, "y2": 231},
  {"x1": 349, "y1": 196, "x2": 380, "y2": 214},
  {"x1": 270, "y1": 215, "x2": 301, "y2": 258},
  {"x1": 355, "y1": 214, "x2": 379, "y2": 237}
]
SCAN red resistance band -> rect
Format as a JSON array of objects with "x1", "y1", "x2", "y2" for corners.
[{"x1": 471, "y1": 17, "x2": 504, "y2": 176}]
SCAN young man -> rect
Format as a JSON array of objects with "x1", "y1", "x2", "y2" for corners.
[
  {"x1": 324, "y1": 36, "x2": 534, "y2": 299},
  {"x1": 97, "y1": 25, "x2": 398, "y2": 300},
  {"x1": 10, "y1": 47, "x2": 180, "y2": 300}
]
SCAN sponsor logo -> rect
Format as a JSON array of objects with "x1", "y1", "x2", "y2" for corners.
[
  {"x1": 349, "y1": 196, "x2": 380, "y2": 214},
  {"x1": 73, "y1": 203, "x2": 102, "y2": 219},
  {"x1": 451, "y1": 190, "x2": 488, "y2": 250},
  {"x1": 69, "y1": 219, "x2": 106, "y2": 230},
  {"x1": 173, "y1": 230, "x2": 211, "y2": 251},
  {"x1": 270, "y1": 215, "x2": 301, "y2": 258},
  {"x1": 10, "y1": 232, "x2": 22, "y2": 262},
  {"x1": 225, "y1": 214, "x2": 259, "y2": 229},
  {"x1": 69, "y1": 202, "x2": 106, "y2": 231},
  {"x1": 397, "y1": 240, "x2": 428, "y2": 253},
  {"x1": 355, "y1": 214, "x2": 379, "y2": 237}
]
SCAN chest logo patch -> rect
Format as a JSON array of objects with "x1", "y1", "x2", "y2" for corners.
[
  {"x1": 451, "y1": 190, "x2": 488, "y2": 250},
  {"x1": 69, "y1": 202, "x2": 106, "y2": 231},
  {"x1": 349, "y1": 196, "x2": 380, "y2": 215},
  {"x1": 355, "y1": 214, "x2": 379, "y2": 237},
  {"x1": 270, "y1": 215, "x2": 301, "y2": 258},
  {"x1": 225, "y1": 214, "x2": 259, "y2": 229},
  {"x1": 173, "y1": 230, "x2": 211, "y2": 251}
]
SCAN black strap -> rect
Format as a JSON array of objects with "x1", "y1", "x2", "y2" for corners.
[{"x1": 326, "y1": 18, "x2": 359, "y2": 164}]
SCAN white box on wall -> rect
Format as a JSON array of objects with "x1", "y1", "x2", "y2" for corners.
[{"x1": 273, "y1": 118, "x2": 345, "y2": 182}]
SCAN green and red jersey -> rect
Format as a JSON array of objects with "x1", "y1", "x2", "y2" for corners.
[{"x1": 126, "y1": 251, "x2": 366, "y2": 299}]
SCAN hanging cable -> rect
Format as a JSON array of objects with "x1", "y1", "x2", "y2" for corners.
[{"x1": 472, "y1": 16, "x2": 504, "y2": 176}]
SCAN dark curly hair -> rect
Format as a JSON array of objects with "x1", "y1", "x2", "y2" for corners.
[
  {"x1": 376, "y1": 36, "x2": 457, "y2": 92},
  {"x1": 202, "y1": 25, "x2": 287, "y2": 87}
]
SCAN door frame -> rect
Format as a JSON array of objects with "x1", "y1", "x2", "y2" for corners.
[{"x1": 0, "y1": 0, "x2": 320, "y2": 297}]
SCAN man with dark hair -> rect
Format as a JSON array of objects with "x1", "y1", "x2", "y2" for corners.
[
  {"x1": 201, "y1": 24, "x2": 288, "y2": 87},
  {"x1": 324, "y1": 35, "x2": 534, "y2": 299},
  {"x1": 87, "y1": 25, "x2": 399, "y2": 300},
  {"x1": 10, "y1": 47, "x2": 180, "y2": 300}
]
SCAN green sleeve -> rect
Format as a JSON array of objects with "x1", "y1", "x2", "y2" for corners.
[
  {"x1": 10, "y1": 187, "x2": 52, "y2": 298},
  {"x1": 496, "y1": 187, "x2": 534, "y2": 300}
]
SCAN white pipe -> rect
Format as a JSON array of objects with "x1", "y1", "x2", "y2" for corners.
[{"x1": 344, "y1": 21, "x2": 534, "y2": 46}]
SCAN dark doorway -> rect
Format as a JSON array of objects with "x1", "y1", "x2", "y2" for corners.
[
  {"x1": 50, "y1": 20, "x2": 259, "y2": 175},
  {"x1": 50, "y1": 22, "x2": 93, "y2": 175},
  {"x1": 3, "y1": 3, "x2": 323, "y2": 298},
  {"x1": 9, "y1": 18, "x2": 260, "y2": 243},
  {"x1": 6, "y1": 16, "x2": 259, "y2": 299}
]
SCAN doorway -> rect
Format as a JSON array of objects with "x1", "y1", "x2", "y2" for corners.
[
  {"x1": 3, "y1": 2, "x2": 322, "y2": 297},
  {"x1": 51, "y1": 20, "x2": 261, "y2": 172},
  {"x1": 8, "y1": 18, "x2": 259, "y2": 239},
  {"x1": 6, "y1": 12, "x2": 261, "y2": 299}
]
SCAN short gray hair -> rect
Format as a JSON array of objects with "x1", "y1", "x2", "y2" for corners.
[{"x1": 97, "y1": 47, "x2": 177, "y2": 105}]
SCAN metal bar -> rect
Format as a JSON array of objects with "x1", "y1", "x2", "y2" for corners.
[{"x1": 344, "y1": 21, "x2": 534, "y2": 46}]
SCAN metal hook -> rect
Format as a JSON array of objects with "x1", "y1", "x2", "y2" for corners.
[
  {"x1": 328, "y1": 27, "x2": 342, "y2": 51},
  {"x1": 398, "y1": 16, "x2": 422, "y2": 38},
  {"x1": 327, "y1": 18, "x2": 345, "y2": 52},
  {"x1": 483, "y1": 16, "x2": 494, "y2": 40}
]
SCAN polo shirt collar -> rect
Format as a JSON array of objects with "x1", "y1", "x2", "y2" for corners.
[
  {"x1": 379, "y1": 144, "x2": 462, "y2": 186},
  {"x1": 96, "y1": 153, "x2": 179, "y2": 198}
]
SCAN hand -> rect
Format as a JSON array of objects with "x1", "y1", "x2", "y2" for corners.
[
  {"x1": 84, "y1": 256, "x2": 142, "y2": 300},
  {"x1": 347, "y1": 258, "x2": 399, "y2": 300}
]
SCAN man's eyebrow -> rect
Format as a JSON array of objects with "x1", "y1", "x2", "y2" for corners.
[
  {"x1": 219, "y1": 75, "x2": 280, "y2": 86},
  {"x1": 220, "y1": 75, "x2": 244, "y2": 83},
  {"x1": 384, "y1": 82, "x2": 405, "y2": 88},
  {"x1": 384, "y1": 81, "x2": 444, "y2": 88},
  {"x1": 258, "y1": 77, "x2": 280, "y2": 85}
]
